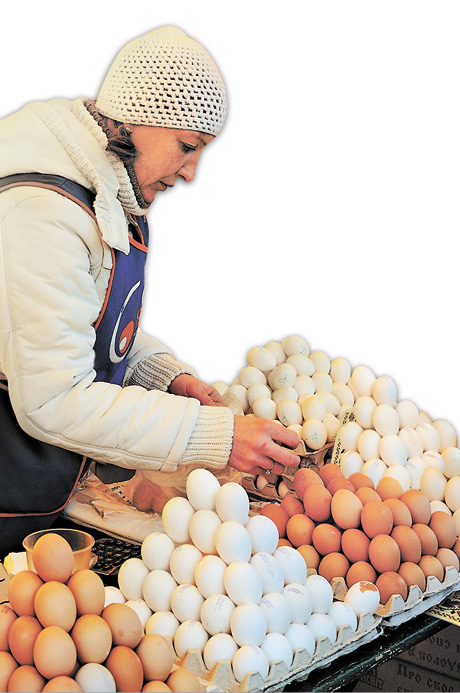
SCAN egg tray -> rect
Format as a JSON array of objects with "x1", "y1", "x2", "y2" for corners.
[{"x1": 174, "y1": 611, "x2": 382, "y2": 693}]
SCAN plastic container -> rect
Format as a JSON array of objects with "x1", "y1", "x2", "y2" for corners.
[{"x1": 23, "y1": 527, "x2": 95, "y2": 573}]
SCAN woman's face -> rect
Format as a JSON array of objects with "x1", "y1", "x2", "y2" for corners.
[{"x1": 129, "y1": 125, "x2": 214, "y2": 204}]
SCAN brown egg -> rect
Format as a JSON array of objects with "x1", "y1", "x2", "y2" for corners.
[
  {"x1": 71, "y1": 614, "x2": 112, "y2": 664},
  {"x1": 7, "y1": 571, "x2": 44, "y2": 617},
  {"x1": 105, "y1": 645, "x2": 144, "y2": 693},
  {"x1": 0, "y1": 651, "x2": 18, "y2": 691},
  {"x1": 341, "y1": 529, "x2": 370, "y2": 563},
  {"x1": 346, "y1": 561, "x2": 377, "y2": 588},
  {"x1": 376, "y1": 571, "x2": 408, "y2": 606},
  {"x1": 8, "y1": 615, "x2": 42, "y2": 665},
  {"x1": 453, "y1": 537, "x2": 460, "y2": 561},
  {"x1": 31, "y1": 533, "x2": 74, "y2": 583},
  {"x1": 368, "y1": 534, "x2": 401, "y2": 573},
  {"x1": 312, "y1": 524, "x2": 342, "y2": 555},
  {"x1": 0, "y1": 604, "x2": 17, "y2": 651},
  {"x1": 260, "y1": 504, "x2": 289, "y2": 538},
  {"x1": 43, "y1": 676, "x2": 83, "y2": 692},
  {"x1": 280, "y1": 494, "x2": 304, "y2": 517},
  {"x1": 67, "y1": 569, "x2": 106, "y2": 616},
  {"x1": 277, "y1": 538, "x2": 293, "y2": 548},
  {"x1": 331, "y1": 489, "x2": 363, "y2": 530},
  {"x1": 391, "y1": 526, "x2": 422, "y2": 564},
  {"x1": 34, "y1": 581, "x2": 77, "y2": 632},
  {"x1": 376, "y1": 477, "x2": 404, "y2": 500},
  {"x1": 293, "y1": 468, "x2": 324, "y2": 499},
  {"x1": 355, "y1": 487, "x2": 382, "y2": 505},
  {"x1": 318, "y1": 553, "x2": 350, "y2": 582},
  {"x1": 142, "y1": 683, "x2": 172, "y2": 692},
  {"x1": 102, "y1": 603, "x2": 143, "y2": 648},
  {"x1": 400, "y1": 489, "x2": 431, "y2": 524},
  {"x1": 398, "y1": 562, "x2": 426, "y2": 592},
  {"x1": 6, "y1": 664, "x2": 46, "y2": 692},
  {"x1": 412, "y1": 523, "x2": 438, "y2": 556},
  {"x1": 327, "y1": 477, "x2": 356, "y2": 494},
  {"x1": 436, "y1": 548, "x2": 460, "y2": 571},
  {"x1": 296, "y1": 544, "x2": 320, "y2": 571},
  {"x1": 167, "y1": 667, "x2": 202, "y2": 693},
  {"x1": 303, "y1": 484, "x2": 332, "y2": 522},
  {"x1": 33, "y1": 626, "x2": 77, "y2": 680},
  {"x1": 419, "y1": 555, "x2": 444, "y2": 582},
  {"x1": 361, "y1": 500, "x2": 394, "y2": 538},
  {"x1": 429, "y1": 511, "x2": 457, "y2": 549},
  {"x1": 349, "y1": 473, "x2": 375, "y2": 490},
  {"x1": 318, "y1": 463, "x2": 344, "y2": 486},
  {"x1": 384, "y1": 499, "x2": 412, "y2": 527},
  {"x1": 136, "y1": 634, "x2": 175, "y2": 682},
  {"x1": 286, "y1": 514, "x2": 315, "y2": 547}
]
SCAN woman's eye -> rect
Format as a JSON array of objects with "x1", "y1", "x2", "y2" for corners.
[{"x1": 181, "y1": 142, "x2": 197, "y2": 153}]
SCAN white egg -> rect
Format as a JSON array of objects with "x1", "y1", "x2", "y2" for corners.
[
  {"x1": 379, "y1": 434, "x2": 408, "y2": 466},
  {"x1": 203, "y1": 633, "x2": 238, "y2": 671},
  {"x1": 344, "y1": 581, "x2": 380, "y2": 616},
  {"x1": 357, "y1": 429, "x2": 381, "y2": 462},
  {"x1": 189, "y1": 509, "x2": 222, "y2": 554},
  {"x1": 398, "y1": 427, "x2": 423, "y2": 459},
  {"x1": 195, "y1": 555, "x2": 227, "y2": 598},
  {"x1": 323, "y1": 413, "x2": 341, "y2": 443},
  {"x1": 372, "y1": 405, "x2": 400, "y2": 436},
  {"x1": 259, "y1": 592, "x2": 292, "y2": 634},
  {"x1": 171, "y1": 584, "x2": 204, "y2": 622},
  {"x1": 383, "y1": 465, "x2": 411, "y2": 493},
  {"x1": 353, "y1": 396, "x2": 377, "y2": 429},
  {"x1": 453, "y1": 509, "x2": 460, "y2": 535},
  {"x1": 312, "y1": 371, "x2": 333, "y2": 393},
  {"x1": 301, "y1": 395, "x2": 327, "y2": 422},
  {"x1": 224, "y1": 561, "x2": 263, "y2": 605},
  {"x1": 256, "y1": 474, "x2": 269, "y2": 491},
  {"x1": 339, "y1": 421, "x2": 364, "y2": 452},
  {"x1": 272, "y1": 386, "x2": 298, "y2": 405},
  {"x1": 315, "y1": 391, "x2": 341, "y2": 416},
  {"x1": 350, "y1": 366, "x2": 376, "y2": 397},
  {"x1": 230, "y1": 603, "x2": 268, "y2": 646},
  {"x1": 238, "y1": 366, "x2": 267, "y2": 388},
  {"x1": 419, "y1": 411, "x2": 433, "y2": 424},
  {"x1": 162, "y1": 496, "x2": 194, "y2": 543},
  {"x1": 245, "y1": 515, "x2": 279, "y2": 554},
  {"x1": 304, "y1": 575, "x2": 333, "y2": 613},
  {"x1": 423, "y1": 450, "x2": 445, "y2": 472},
  {"x1": 442, "y1": 447, "x2": 460, "y2": 478},
  {"x1": 307, "y1": 613, "x2": 337, "y2": 643},
  {"x1": 174, "y1": 619, "x2": 209, "y2": 657},
  {"x1": 261, "y1": 632, "x2": 293, "y2": 668},
  {"x1": 278, "y1": 480, "x2": 291, "y2": 498},
  {"x1": 118, "y1": 557, "x2": 150, "y2": 601},
  {"x1": 430, "y1": 500, "x2": 452, "y2": 515},
  {"x1": 281, "y1": 335, "x2": 310, "y2": 357},
  {"x1": 269, "y1": 363, "x2": 298, "y2": 390},
  {"x1": 274, "y1": 546, "x2": 307, "y2": 585},
  {"x1": 141, "y1": 532, "x2": 175, "y2": 571},
  {"x1": 396, "y1": 400, "x2": 420, "y2": 429},
  {"x1": 75, "y1": 663, "x2": 116, "y2": 692},
  {"x1": 232, "y1": 644, "x2": 270, "y2": 683},
  {"x1": 229, "y1": 384, "x2": 249, "y2": 412},
  {"x1": 327, "y1": 602, "x2": 358, "y2": 631},
  {"x1": 309, "y1": 350, "x2": 330, "y2": 373},
  {"x1": 332, "y1": 382, "x2": 355, "y2": 406},
  {"x1": 405, "y1": 457, "x2": 426, "y2": 489},
  {"x1": 294, "y1": 375, "x2": 316, "y2": 398},
  {"x1": 248, "y1": 346, "x2": 277, "y2": 372},
  {"x1": 277, "y1": 399, "x2": 302, "y2": 427},
  {"x1": 213, "y1": 381, "x2": 229, "y2": 396},
  {"x1": 286, "y1": 354, "x2": 315, "y2": 376},
  {"x1": 362, "y1": 458, "x2": 387, "y2": 487},
  {"x1": 142, "y1": 569, "x2": 177, "y2": 612},
  {"x1": 284, "y1": 623, "x2": 316, "y2": 655},
  {"x1": 420, "y1": 466, "x2": 447, "y2": 501},
  {"x1": 215, "y1": 483, "x2": 250, "y2": 524},
  {"x1": 250, "y1": 552, "x2": 285, "y2": 594},
  {"x1": 265, "y1": 341, "x2": 287, "y2": 365},
  {"x1": 432, "y1": 419, "x2": 458, "y2": 451},
  {"x1": 103, "y1": 586, "x2": 126, "y2": 607},
  {"x1": 340, "y1": 450, "x2": 364, "y2": 478},
  {"x1": 200, "y1": 594, "x2": 235, "y2": 635},
  {"x1": 372, "y1": 376, "x2": 398, "y2": 406},
  {"x1": 252, "y1": 397, "x2": 277, "y2": 420},
  {"x1": 247, "y1": 383, "x2": 272, "y2": 408},
  {"x1": 169, "y1": 544, "x2": 203, "y2": 585},
  {"x1": 145, "y1": 610, "x2": 179, "y2": 638},
  {"x1": 301, "y1": 418, "x2": 328, "y2": 450},
  {"x1": 186, "y1": 468, "x2": 221, "y2": 510},
  {"x1": 330, "y1": 358, "x2": 352, "y2": 384},
  {"x1": 215, "y1": 521, "x2": 252, "y2": 564},
  {"x1": 124, "y1": 598, "x2": 152, "y2": 628},
  {"x1": 282, "y1": 583, "x2": 312, "y2": 624},
  {"x1": 416, "y1": 423, "x2": 441, "y2": 452}
]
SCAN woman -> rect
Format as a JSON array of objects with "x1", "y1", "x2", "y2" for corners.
[{"x1": 0, "y1": 26, "x2": 299, "y2": 549}]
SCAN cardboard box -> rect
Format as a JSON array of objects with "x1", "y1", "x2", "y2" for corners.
[
  {"x1": 398, "y1": 624, "x2": 460, "y2": 681},
  {"x1": 354, "y1": 658, "x2": 459, "y2": 692}
]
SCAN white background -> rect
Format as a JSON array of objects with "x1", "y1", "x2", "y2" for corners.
[{"x1": 2, "y1": 1, "x2": 459, "y2": 428}]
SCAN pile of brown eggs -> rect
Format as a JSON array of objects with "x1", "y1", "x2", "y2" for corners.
[
  {"x1": 0, "y1": 532, "x2": 201, "y2": 692},
  {"x1": 260, "y1": 464, "x2": 460, "y2": 606}
]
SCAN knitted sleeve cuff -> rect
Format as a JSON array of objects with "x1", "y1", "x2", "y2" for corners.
[
  {"x1": 180, "y1": 405, "x2": 234, "y2": 470},
  {"x1": 124, "y1": 353, "x2": 196, "y2": 392}
]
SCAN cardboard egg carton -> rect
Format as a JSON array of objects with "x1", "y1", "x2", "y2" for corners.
[{"x1": 174, "y1": 610, "x2": 381, "y2": 693}]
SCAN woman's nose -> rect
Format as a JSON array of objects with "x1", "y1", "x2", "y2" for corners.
[{"x1": 179, "y1": 154, "x2": 200, "y2": 182}]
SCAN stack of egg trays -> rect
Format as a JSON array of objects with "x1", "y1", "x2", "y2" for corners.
[{"x1": 173, "y1": 610, "x2": 382, "y2": 693}]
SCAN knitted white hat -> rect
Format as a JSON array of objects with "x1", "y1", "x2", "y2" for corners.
[{"x1": 96, "y1": 26, "x2": 227, "y2": 136}]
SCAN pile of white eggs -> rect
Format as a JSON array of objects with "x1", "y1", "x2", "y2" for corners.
[{"x1": 105, "y1": 469, "x2": 380, "y2": 684}]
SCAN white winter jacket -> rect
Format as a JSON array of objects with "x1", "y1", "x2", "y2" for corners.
[{"x1": 0, "y1": 98, "x2": 233, "y2": 473}]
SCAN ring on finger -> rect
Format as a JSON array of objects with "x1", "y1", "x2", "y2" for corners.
[{"x1": 265, "y1": 461, "x2": 276, "y2": 475}]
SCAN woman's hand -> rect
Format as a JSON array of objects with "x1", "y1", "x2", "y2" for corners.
[
  {"x1": 169, "y1": 374, "x2": 225, "y2": 406},
  {"x1": 229, "y1": 415, "x2": 300, "y2": 476}
]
